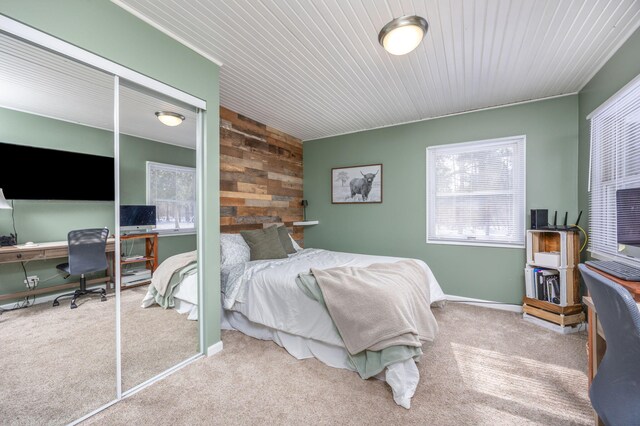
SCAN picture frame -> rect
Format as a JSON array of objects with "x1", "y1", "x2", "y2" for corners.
[{"x1": 331, "y1": 164, "x2": 383, "y2": 204}]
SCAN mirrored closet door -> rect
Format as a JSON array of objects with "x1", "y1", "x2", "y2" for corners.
[
  {"x1": 117, "y1": 80, "x2": 201, "y2": 392},
  {"x1": 0, "y1": 32, "x2": 117, "y2": 424},
  {"x1": 0, "y1": 18, "x2": 205, "y2": 424}
]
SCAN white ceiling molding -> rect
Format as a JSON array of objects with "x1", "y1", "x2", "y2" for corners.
[{"x1": 114, "y1": 0, "x2": 640, "y2": 141}]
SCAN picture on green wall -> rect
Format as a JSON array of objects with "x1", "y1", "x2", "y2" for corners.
[{"x1": 332, "y1": 164, "x2": 382, "y2": 204}]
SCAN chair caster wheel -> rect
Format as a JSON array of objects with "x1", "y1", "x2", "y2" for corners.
[
  {"x1": 70, "y1": 302, "x2": 78, "y2": 309},
  {"x1": 101, "y1": 296, "x2": 107, "y2": 302},
  {"x1": 53, "y1": 301, "x2": 59, "y2": 307}
]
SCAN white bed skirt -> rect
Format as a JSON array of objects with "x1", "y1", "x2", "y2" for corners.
[{"x1": 221, "y1": 309, "x2": 419, "y2": 409}]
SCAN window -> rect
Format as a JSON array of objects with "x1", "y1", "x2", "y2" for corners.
[
  {"x1": 588, "y1": 73, "x2": 640, "y2": 262},
  {"x1": 427, "y1": 136, "x2": 526, "y2": 248},
  {"x1": 146, "y1": 161, "x2": 196, "y2": 234}
]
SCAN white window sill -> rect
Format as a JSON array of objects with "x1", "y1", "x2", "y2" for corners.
[
  {"x1": 157, "y1": 231, "x2": 196, "y2": 238},
  {"x1": 426, "y1": 239, "x2": 525, "y2": 249}
]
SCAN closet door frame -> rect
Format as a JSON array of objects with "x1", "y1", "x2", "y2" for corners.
[{"x1": 0, "y1": 15, "x2": 207, "y2": 425}]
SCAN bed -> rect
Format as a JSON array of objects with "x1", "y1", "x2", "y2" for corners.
[{"x1": 143, "y1": 235, "x2": 446, "y2": 408}]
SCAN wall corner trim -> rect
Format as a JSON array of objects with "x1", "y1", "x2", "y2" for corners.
[
  {"x1": 445, "y1": 294, "x2": 523, "y2": 313},
  {"x1": 207, "y1": 341, "x2": 224, "y2": 357}
]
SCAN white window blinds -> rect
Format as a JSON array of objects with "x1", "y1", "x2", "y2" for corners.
[
  {"x1": 588, "y1": 73, "x2": 640, "y2": 261},
  {"x1": 427, "y1": 136, "x2": 526, "y2": 248}
]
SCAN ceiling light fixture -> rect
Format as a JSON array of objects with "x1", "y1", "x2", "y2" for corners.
[
  {"x1": 378, "y1": 15, "x2": 429, "y2": 56},
  {"x1": 155, "y1": 111, "x2": 185, "y2": 127}
]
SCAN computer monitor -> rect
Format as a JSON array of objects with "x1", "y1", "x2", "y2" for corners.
[
  {"x1": 617, "y1": 188, "x2": 640, "y2": 258},
  {"x1": 120, "y1": 205, "x2": 156, "y2": 232}
]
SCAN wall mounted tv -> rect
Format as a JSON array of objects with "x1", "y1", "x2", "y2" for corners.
[{"x1": 0, "y1": 142, "x2": 115, "y2": 201}]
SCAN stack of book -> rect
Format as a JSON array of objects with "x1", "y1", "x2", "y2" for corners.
[{"x1": 533, "y1": 268, "x2": 561, "y2": 304}]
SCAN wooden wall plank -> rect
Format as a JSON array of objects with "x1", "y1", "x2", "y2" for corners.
[{"x1": 220, "y1": 106, "x2": 304, "y2": 245}]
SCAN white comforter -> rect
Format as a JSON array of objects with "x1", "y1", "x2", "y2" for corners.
[
  {"x1": 221, "y1": 248, "x2": 446, "y2": 408},
  {"x1": 222, "y1": 249, "x2": 445, "y2": 348}
]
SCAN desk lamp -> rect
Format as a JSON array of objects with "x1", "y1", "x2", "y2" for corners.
[{"x1": 0, "y1": 188, "x2": 17, "y2": 247}]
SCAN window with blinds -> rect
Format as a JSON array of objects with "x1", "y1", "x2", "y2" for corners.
[
  {"x1": 588, "y1": 73, "x2": 640, "y2": 261},
  {"x1": 426, "y1": 136, "x2": 526, "y2": 248},
  {"x1": 146, "y1": 161, "x2": 196, "y2": 234}
]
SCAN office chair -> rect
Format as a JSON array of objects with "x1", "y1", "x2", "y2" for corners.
[
  {"x1": 578, "y1": 264, "x2": 640, "y2": 426},
  {"x1": 52, "y1": 228, "x2": 109, "y2": 309}
]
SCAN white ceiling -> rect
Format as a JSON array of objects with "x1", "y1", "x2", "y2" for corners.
[
  {"x1": 0, "y1": 32, "x2": 197, "y2": 148},
  {"x1": 115, "y1": 0, "x2": 640, "y2": 141}
]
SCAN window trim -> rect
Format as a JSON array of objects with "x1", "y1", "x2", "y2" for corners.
[
  {"x1": 588, "y1": 72, "x2": 640, "y2": 264},
  {"x1": 425, "y1": 135, "x2": 527, "y2": 249},
  {"x1": 146, "y1": 161, "x2": 197, "y2": 236}
]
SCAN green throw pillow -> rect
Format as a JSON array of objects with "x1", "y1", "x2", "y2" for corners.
[
  {"x1": 240, "y1": 226, "x2": 288, "y2": 261},
  {"x1": 276, "y1": 226, "x2": 296, "y2": 254}
]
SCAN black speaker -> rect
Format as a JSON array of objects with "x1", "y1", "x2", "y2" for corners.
[{"x1": 531, "y1": 209, "x2": 548, "y2": 230}]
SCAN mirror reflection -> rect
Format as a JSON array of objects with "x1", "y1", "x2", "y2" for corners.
[
  {"x1": 118, "y1": 81, "x2": 200, "y2": 391},
  {"x1": 0, "y1": 32, "x2": 117, "y2": 423}
]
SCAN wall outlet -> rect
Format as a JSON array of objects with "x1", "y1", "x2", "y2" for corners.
[{"x1": 24, "y1": 275, "x2": 39, "y2": 288}]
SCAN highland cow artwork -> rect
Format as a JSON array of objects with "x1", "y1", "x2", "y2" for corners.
[{"x1": 331, "y1": 164, "x2": 382, "y2": 204}]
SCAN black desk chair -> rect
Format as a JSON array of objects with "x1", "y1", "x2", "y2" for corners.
[
  {"x1": 53, "y1": 228, "x2": 109, "y2": 309},
  {"x1": 578, "y1": 264, "x2": 640, "y2": 426}
]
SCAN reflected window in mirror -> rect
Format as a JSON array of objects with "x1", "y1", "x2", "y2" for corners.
[{"x1": 146, "y1": 161, "x2": 196, "y2": 235}]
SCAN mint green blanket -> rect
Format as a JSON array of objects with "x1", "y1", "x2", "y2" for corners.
[
  {"x1": 147, "y1": 263, "x2": 198, "y2": 309},
  {"x1": 296, "y1": 272, "x2": 422, "y2": 379}
]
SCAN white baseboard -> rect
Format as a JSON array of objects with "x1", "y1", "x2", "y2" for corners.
[
  {"x1": 445, "y1": 294, "x2": 523, "y2": 313},
  {"x1": 207, "y1": 341, "x2": 223, "y2": 356}
]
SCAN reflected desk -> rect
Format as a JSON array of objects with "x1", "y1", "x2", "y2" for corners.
[{"x1": 0, "y1": 238, "x2": 116, "y2": 302}]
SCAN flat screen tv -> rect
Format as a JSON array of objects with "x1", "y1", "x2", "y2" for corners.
[
  {"x1": 0, "y1": 142, "x2": 114, "y2": 201},
  {"x1": 120, "y1": 205, "x2": 156, "y2": 232}
]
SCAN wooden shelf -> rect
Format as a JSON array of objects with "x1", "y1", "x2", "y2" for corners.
[
  {"x1": 293, "y1": 220, "x2": 319, "y2": 226},
  {"x1": 523, "y1": 229, "x2": 584, "y2": 331},
  {"x1": 118, "y1": 232, "x2": 158, "y2": 289},
  {"x1": 121, "y1": 257, "x2": 154, "y2": 265},
  {"x1": 522, "y1": 297, "x2": 583, "y2": 315}
]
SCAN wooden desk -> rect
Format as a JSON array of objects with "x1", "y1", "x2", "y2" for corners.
[
  {"x1": 0, "y1": 238, "x2": 116, "y2": 301},
  {"x1": 584, "y1": 295, "x2": 640, "y2": 383}
]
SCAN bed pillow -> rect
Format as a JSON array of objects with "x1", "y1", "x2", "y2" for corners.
[
  {"x1": 240, "y1": 226, "x2": 288, "y2": 261},
  {"x1": 220, "y1": 233, "x2": 250, "y2": 267},
  {"x1": 276, "y1": 226, "x2": 297, "y2": 254}
]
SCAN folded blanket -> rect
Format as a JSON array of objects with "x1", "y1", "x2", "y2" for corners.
[
  {"x1": 308, "y1": 260, "x2": 438, "y2": 355},
  {"x1": 150, "y1": 250, "x2": 197, "y2": 297},
  {"x1": 296, "y1": 272, "x2": 423, "y2": 379},
  {"x1": 145, "y1": 262, "x2": 197, "y2": 309}
]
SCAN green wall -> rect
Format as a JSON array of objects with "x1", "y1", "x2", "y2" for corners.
[
  {"x1": 1, "y1": 0, "x2": 220, "y2": 347},
  {"x1": 0, "y1": 108, "x2": 196, "y2": 297},
  {"x1": 304, "y1": 96, "x2": 579, "y2": 304},
  {"x1": 578, "y1": 27, "x2": 640, "y2": 254}
]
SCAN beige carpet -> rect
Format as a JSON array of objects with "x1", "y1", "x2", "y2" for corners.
[
  {"x1": 0, "y1": 285, "x2": 198, "y2": 425},
  {"x1": 85, "y1": 303, "x2": 592, "y2": 426}
]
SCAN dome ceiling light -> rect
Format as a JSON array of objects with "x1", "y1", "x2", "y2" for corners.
[
  {"x1": 378, "y1": 15, "x2": 429, "y2": 56},
  {"x1": 155, "y1": 111, "x2": 185, "y2": 126}
]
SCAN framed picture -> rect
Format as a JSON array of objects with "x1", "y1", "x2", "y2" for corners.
[{"x1": 331, "y1": 164, "x2": 383, "y2": 204}]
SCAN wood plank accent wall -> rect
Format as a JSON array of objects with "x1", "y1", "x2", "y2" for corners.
[{"x1": 220, "y1": 107, "x2": 304, "y2": 244}]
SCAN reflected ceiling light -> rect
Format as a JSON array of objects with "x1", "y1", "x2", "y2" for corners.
[
  {"x1": 155, "y1": 111, "x2": 185, "y2": 126},
  {"x1": 378, "y1": 15, "x2": 429, "y2": 56}
]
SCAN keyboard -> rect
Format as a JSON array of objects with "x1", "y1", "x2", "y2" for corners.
[{"x1": 585, "y1": 260, "x2": 640, "y2": 281}]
